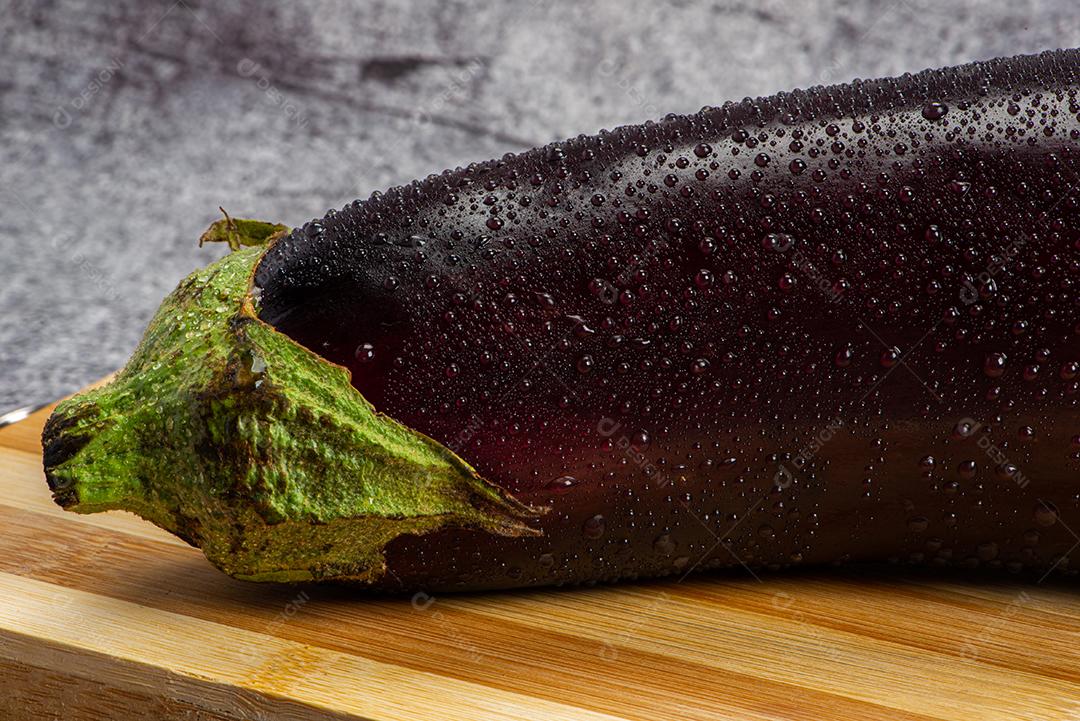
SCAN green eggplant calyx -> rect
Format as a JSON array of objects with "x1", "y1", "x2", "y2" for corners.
[{"x1": 42, "y1": 218, "x2": 541, "y2": 585}]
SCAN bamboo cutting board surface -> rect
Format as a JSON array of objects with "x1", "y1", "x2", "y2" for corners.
[{"x1": 2, "y1": 395, "x2": 1080, "y2": 720}]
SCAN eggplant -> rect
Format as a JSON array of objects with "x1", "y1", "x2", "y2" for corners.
[{"x1": 44, "y1": 49, "x2": 1080, "y2": 591}]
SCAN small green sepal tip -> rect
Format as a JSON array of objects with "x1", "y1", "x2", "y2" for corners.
[{"x1": 198, "y1": 207, "x2": 290, "y2": 251}]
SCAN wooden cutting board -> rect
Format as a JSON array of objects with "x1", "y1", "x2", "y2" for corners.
[{"x1": 2, "y1": 393, "x2": 1079, "y2": 720}]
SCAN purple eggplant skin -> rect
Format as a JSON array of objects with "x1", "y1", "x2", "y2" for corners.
[{"x1": 255, "y1": 49, "x2": 1080, "y2": 592}]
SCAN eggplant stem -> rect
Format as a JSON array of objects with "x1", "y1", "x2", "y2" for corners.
[{"x1": 198, "y1": 209, "x2": 290, "y2": 251}]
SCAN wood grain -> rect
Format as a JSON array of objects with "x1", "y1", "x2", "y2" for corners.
[{"x1": 2, "y1": 395, "x2": 1079, "y2": 720}]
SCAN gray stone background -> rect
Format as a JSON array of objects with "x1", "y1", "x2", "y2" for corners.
[{"x1": 2, "y1": 0, "x2": 1078, "y2": 414}]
